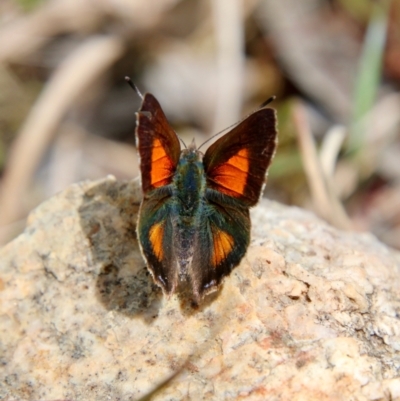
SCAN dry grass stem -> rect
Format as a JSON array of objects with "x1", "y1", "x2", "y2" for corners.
[
  {"x1": 319, "y1": 125, "x2": 347, "y2": 179},
  {"x1": 211, "y1": 0, "x2": 245, "y2": 133},
  {"x1": 293, "y1": 101, "x2": 352, "y2": 230}
]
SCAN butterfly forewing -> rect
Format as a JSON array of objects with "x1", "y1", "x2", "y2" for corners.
[
  {"x1": 203, "y1": 108, "x2": 277, "y2": 206},
  {"x1": 136, "y1": 94, "x2": 181, "y2": 194}
]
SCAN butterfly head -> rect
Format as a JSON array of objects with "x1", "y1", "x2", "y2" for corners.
[{"x1": 180, "y1": 138, "x2": 202, "y2": 162}]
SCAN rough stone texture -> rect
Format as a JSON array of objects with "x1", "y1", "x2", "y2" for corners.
[{"x1": 1, "y1": 176, "x2": 400, "y2": 400}]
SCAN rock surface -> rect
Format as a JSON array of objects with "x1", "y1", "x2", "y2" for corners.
[{"x1": 1, "y1": 177, "x2": 400, "y2": 400}]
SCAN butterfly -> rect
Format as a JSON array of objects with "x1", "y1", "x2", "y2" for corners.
[{"x1": 135, "y1": 90, "x2": 277, "y2": 302}]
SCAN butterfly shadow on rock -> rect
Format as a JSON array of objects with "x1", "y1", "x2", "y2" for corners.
[{"x1": 77, "y1": 177, "x2": 163, "y2": 324}]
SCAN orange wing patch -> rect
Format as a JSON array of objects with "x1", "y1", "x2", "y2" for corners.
[
  {"x1": 212, "y1": 228, "x2": 234, "y2": 267},
  {"x1": 150, "y1": 139, "x2": 175, "y2": 188},
  {"x1": 210, "y1": 148, "x2": 249, "y2": 197},
  {"x1": 149, "y1": 222, "x2": 164, "y2": 261}
]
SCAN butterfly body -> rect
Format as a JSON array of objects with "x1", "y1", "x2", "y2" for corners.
[{"x1": 136, "y1": 93, "x2": 277, "y2": 302}]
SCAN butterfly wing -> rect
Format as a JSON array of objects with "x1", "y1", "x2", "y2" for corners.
[
  {"x1": 136, "y1": 93, "x2": 181, "y2": 194},
  {"x1": 136, "y1": 93, "x2": 181, "y2": 294},
  {"x1": 189, "y1": 107, "x2": 277, "y2": 299},
  {"x1": 190, "y1": 196, "x2": 250, "y2": 300},
  {"x1": 203, "y1": 107, "x2": 277, "y2": 206},
  {"x1": 137, "y1": 193, "x2": 178, "y2": 295}
]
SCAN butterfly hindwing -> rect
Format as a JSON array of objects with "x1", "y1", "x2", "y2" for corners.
[
  {"x1": 190, "y1": 191, "x2": 250, "y2": 299},
  {"x1": 203, "y1": 107, "x2": 277, "y2": 206},
  {"x1": 136, "y1": 94, "x2": 181, "y2": 194},
  {"x1": 137, "y1": 192, "x2": 178, "y2": 295}
]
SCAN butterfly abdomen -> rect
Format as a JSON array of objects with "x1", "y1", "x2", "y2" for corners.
[{"x1": 172, "y1": 151, "x2": 207, "y2": 277}]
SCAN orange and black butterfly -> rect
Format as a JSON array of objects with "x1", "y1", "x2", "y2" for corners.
[{"x1": 135, "y1": 89, "x2": 277, "y2": 302}]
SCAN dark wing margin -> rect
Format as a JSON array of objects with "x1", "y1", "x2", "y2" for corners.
[
  {"x1": 135, "y1": 93, "x2": 181, "y2": 194},
  {"x1": 203, "y1": 108, "x2": 277, "y2": 206}
]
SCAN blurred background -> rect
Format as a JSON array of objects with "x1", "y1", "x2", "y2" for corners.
[{"x1": 0, "y1": 0, "x2": 399, "y2": 249}]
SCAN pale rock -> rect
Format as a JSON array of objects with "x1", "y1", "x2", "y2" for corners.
[{"x1": 0, "y1": 177, "x2": 400, "y2": 400}]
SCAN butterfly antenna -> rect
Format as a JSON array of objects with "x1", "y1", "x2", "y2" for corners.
[
  {"x1": 125, "y1": 76, "x2": 143, "y2": 100},
  {"x1": 198, "y1": 95, "x2": 277, "y2": 151},
  {"x1": 198, "y1": 124, "x2": 237, "y2": 151},
  {"x1": 260, "y1": 95, "x2": 276, "y2": 108},
  {"x1": 178, "y1": 136, "x2": 187, "y2": 149}
]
